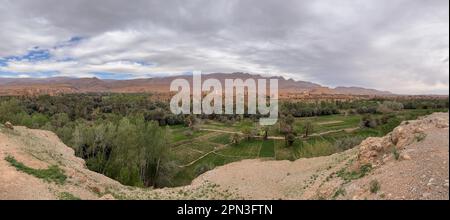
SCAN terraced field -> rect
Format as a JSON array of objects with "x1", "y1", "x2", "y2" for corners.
[{"x1": 293, "y1": 114, "x2": 361, "y2": 133}]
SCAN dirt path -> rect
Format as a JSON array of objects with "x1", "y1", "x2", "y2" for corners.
[
  {"x1": 178, "y1": 150, "x2": 217, "y2": 168},
  {"x1": 178, "y1": 142, "x2": 231, "y2": 168},
  {"x1": 308, "y1": 127, "x2": 359, "y2": 137},
  {"x1": 317, "y1": 121, "x2": 344, "y2": 125},
  {"x1": 199, "y1": 128, "x2": 243, "y2": 135},
  {"x1": 200, "y1": 127, "x2": 359, "y2": 140}
]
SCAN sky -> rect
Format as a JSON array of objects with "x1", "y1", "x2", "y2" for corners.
[{"x1": 0, "y1": 0, "x2": 448, "y2": 94}]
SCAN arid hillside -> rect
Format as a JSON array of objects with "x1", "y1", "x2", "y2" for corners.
[{"x1": 0, "y1": 112, "x2": 448, "y2": 200}]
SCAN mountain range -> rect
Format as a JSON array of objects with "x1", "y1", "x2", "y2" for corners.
[{"x1": 0, "y1": 73, "x2": 394, "y2": 96}]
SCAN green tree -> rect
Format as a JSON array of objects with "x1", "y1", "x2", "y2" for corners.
[
  {"x1": 0, "y1": 98, "x2": 25, "y2": 124},
  {"x1": 280, "y1": 114, "x2": 295, "y2": 146},
  {"x1": 31, "y1": 113, "x2": 50, "y2": 128},
  {"x1": 360, "y1": 115, "x2": 377, "y2": 128},
  {"x1": 286, "y1": 133, "x2": 296, "y2": 147},
  {"x1": 303, "y1": 121, "x2": 314, "y2": 137},
  {"x1": 51, "y1": 113, "x2": 70, "y2": 128}
]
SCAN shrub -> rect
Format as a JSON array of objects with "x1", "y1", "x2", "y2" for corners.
[
  {"x1": 383, "y1": 101, "x2": 404, "y2": 111},
  {"x1": 376, "y1": 101, "x2": 404, "y2": 114},
  {"x1": 380, "y1": 113, "x2": 395, "y2": 125},
  {"x1": 369, "y1": 180, "x2": 381, "y2": 194},
  {"x1": 392, "y1": 147, "x2": 400, "y2": 160},
  {"x1": 303, "y1": 121, "x2": 314, "y2": 137},
  {"x1": 333, "y1": 136, "x2": 364, "y2": 150},
  {"x1": 360, "y1": 115, "x2": 378, "y2": 128},
  {"x1": 58, "y1": 192, "x2": 81, "y2": 200},
  {"x1": 415, "y1": 133, "x2": 427, "y2": 142},
  {"x1": 30, "y1": 113, "x2": 50, "y2": 129},
  {"x1": 285, "y1": 133, "x2": 296, "y2": 147},
  {"x1": 333, "y1": 188, "x2": 346, "y2": 199},
  {"x1": 337, "y1": 164, "x2": 372, "y2": 182},
  {"x1": 241, "y1": 126, "x2": 254, "y2": 141},
  {"x1": 194, "y1": 163, "x2": 215, "y2": 176},
  {"x1": 356, "y1": 106, "x2": 377, "y2": 114}
]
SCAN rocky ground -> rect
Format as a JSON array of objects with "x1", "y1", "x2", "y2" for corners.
[{"x1": 0, "y1": 112, "x2": 448, "y2": 200}]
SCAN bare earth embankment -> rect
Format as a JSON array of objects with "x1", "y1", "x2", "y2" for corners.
[{"x1": 0, "y1": 112, "x2": 448, "y2": 200}]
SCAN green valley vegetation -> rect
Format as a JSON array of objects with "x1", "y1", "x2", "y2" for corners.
[
  {"x1": 71, "y1": 116, "x2": 175, "y2": 187},
  {"x1": 0, "y1": 94, "x2": 448, "y2": 187}
]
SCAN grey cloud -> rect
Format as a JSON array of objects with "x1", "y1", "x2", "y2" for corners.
[{"x1": 0, "y1": 0, "x2": 448, "y2": 94}]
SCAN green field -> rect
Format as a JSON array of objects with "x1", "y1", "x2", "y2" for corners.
[
  {"x1": 259, "y1": 140, "x2": 275, "y2": 158},
  {"x1": 208, "y1": 133, "x2": 231, "y2": 145},
  {"x1": 169, "y1": 126, "x2": 208, "y2": 143}
]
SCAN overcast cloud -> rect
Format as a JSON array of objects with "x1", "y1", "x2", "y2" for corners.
[{"x1": 0, "y1": 0, "x2": 448, "y2": 94}]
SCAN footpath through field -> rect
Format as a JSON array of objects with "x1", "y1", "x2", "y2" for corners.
[{"x1": 198, "y1": 127, "x2": 360, "y2": 140}]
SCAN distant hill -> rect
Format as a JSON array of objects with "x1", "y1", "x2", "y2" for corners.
[
  {"x1": 333, "y1": 86, "x2": 393, "y2": 96},
  {"x1": 0, "y1": 73, "x2": 393, "y2": 96}
]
